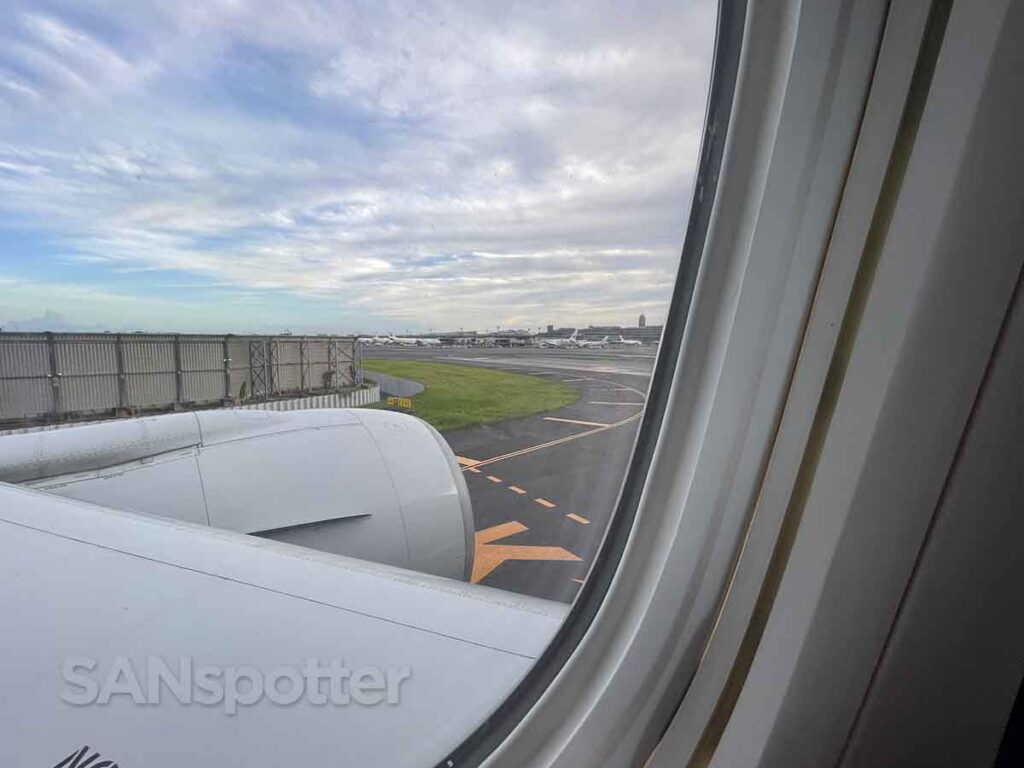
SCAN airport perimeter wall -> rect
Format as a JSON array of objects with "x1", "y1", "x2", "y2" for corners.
[
  {"x1": 0, "y1": 384, "x2": 382, "y2": 437},
  {"x1": 0, "y1": 332, "x2": 363, "y2": 427}
]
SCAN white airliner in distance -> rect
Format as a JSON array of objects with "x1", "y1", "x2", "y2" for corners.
[
  {"x1": 388, "y1": 334, "x2": 443, "y2": 347},
  {"x1": 358, "y1": 335, "x2": 392, "y2": 346},
  {"x1": 388, "y1": 333, "x2": 420, "y2": 346},
  {"x1": 538, "y1": 329, "x2": 578, "y2": 348},
  {"x1": 575, "y1": 335, "x2": 609, "y2": 349},
  {"x1": 617, "y1": 335, "x2": 643, "y2": 347}
]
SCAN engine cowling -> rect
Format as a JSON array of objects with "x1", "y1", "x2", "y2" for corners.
[{"x1": 0, "y1": 408, "x2": 474, "y2": 581}]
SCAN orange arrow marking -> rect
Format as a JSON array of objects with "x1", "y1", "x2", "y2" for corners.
[{"x1": 472, "y1": 521, "x2": 582, "y2": 583}]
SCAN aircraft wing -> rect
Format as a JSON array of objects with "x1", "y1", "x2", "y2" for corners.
[{"x1": 0, "y1": 482, "x2": 566, "y2": 768}]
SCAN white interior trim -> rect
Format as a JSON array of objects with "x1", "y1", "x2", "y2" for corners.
[
  {"x1": 483, "y1": 1, "x2": 891, "y2": 765},
  {"x1": 712, "y1": 1, "x2": 1021, "y2": 764},
  {"x1": 649, "y1": 2, "x2": 935, "y2": 762}
]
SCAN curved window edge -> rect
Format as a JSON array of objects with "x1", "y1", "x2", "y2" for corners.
[{"x1": 434, "y1": 2, "x2": 748, "y2": 765}]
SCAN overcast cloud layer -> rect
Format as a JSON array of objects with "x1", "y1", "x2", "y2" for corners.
[{"x1": 0, "y1": 0, "x2": 715, "y2": 333}]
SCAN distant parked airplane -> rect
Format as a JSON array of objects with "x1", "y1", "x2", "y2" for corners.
[
  {"x1": 388, "y1": 334, "x2": 442, "y2": 347},
  {"x1": 539, "y1": 329, "x2": 579, "y2": 348},
  {"x1": 617, "y1": 335, "x2": 643, "y2": 346},
  {"x1": 388, "y1": 334, "x2": 420, "y2": 347},
  {"x1": 576, "y1": 335, "x2": 609, "y2": 349}
]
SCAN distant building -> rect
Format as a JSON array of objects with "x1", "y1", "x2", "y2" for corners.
[
  {"x1": 638, "y1": 313, "x2": 647, "y2": 328},
  {"x1": 533, "y1": 324, "x2": 662, "y2": 344},
  {"x1": 422, "y1": 329, "x2": 531, "y2": 347},
  {"x1": 475, "y1": 329, "x2": 531, "y2": 347}
]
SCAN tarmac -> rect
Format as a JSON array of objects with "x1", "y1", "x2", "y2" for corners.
[{"x1": 364, "y1": 345, "x2": 656, "y2": 602}]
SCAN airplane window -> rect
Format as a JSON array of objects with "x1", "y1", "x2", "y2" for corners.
[{"x1": 0, "y1": 1, "x2": 717, "y2": 765}]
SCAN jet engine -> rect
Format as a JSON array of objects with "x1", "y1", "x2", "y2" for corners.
[{"x1": 0, "y1": 408, "x2": 474, "y2": 581}]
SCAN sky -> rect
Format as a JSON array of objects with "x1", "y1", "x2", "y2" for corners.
[{"x1": 0, "y1": 0, "x2": 716, "y2": 334}]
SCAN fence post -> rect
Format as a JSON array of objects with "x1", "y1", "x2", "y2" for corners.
[
  {"x1": 268, "y1": 339, "x2": 277, "y2": 398},
  {"x1": 249, "y1": 338, "x2": 269, "y2": 401},
  {"x1": 354, "y1": 336, "x2": 363, "y2": 385},
  {"x1": 326, "y1": 338, "x2": 337, "y2": 391},
  {"x1": 45, "y1": 331, "x2": 61, "y2": 420},
  {"x1": 266, "y1": 340, "x2": 271, "y2": 401},
  {"x1": 173, "y1": 334, "x2": 183, "y2": 407},
  {"x1": 223, "y1": 336, "x2": 232, "y2": 402},
  {"x1": 347, "y1": 337, "x2": 357, "y2": 386},
  {"x1": 115, "y1": 334, "x2": 127, "y2": 412}
]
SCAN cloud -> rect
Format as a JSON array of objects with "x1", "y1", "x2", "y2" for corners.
[
  {"x1": 0, "y1": 0, "x2": 716, "y2": 332},
  {"x1": 1, "y1": 309, "x2": 81, "y2": 332}
]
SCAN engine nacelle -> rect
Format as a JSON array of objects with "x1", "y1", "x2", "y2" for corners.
[{"x1": 0, "y1": 409, "x2": 474, "y2": 581}]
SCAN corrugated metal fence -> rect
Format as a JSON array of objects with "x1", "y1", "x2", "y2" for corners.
[
  {"x1": 0, "y1": 384, "x2": 382, "y2": 437},
  {"x1": 0, "y1": 333, "x2": 362, "y2": 426}
]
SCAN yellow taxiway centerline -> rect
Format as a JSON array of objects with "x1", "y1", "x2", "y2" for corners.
[
  {"x1": 543, "y1": 416, "x2": 613, "y2": 428},
  {"x1": 465, "y1": 411, "x2": 642, "y2": 471}
]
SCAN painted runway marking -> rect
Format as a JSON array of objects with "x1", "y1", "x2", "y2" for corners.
[
  {"x1": 588, "y1": 401, "x2": 645, "y2": 406},
  {"x1": 508, "y1": 485, "x2": 527, "y2": 495},
  {"x1": 472, "y1": 522, "x2": 582, "y2": 583},
  {"x1": 467, "y1": 467, "x2": 481, "y2": 474},
  {"x1": 571, "y1": 578, "x2": 586, "y2": 585},
  {"x1": 456, "y1": 456, "x2": 480, "y2": 467},
  {"x1": 535, "y1": 498, "x2": 557, "y2": 509},
  {"x1": 562, "y1": 378, "x2": 590, "y2": 382},
  {"x1": 543, "y1": 416, "x2": 613, "y2": 428},
  {"x1": 486, "y1": 475, "x2": 503, "y2": 484},
  {"x1": 447, "y1": 356, "x2": 651, "y2": 378},
  {"x1": 566, "y1": 513, "x2": 590, "y2": 525},
  {"x1": 465, "y1": 412, "x2": 643, "y2": 470},
  {"x1": 475, "y1": 521, "x2": 527, "y2": 545}
]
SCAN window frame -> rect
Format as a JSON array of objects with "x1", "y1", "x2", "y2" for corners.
[{"x1": 438, "y1": 0, "x2": 906, "y2": 765}]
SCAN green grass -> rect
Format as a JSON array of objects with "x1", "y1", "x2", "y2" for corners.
[{"x1": 362, "y1": 359, "x2": 579, "y2": 432}]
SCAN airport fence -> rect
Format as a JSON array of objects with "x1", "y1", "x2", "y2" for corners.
[
  {"x1": 0, "y1": 332, "x2": 363, "y2": 427},
  {"x1": 0, "y1": 384, "x2": 382, "y2": 437}
]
